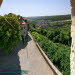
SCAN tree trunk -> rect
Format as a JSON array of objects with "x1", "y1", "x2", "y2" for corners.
[{"x1": 0, "y1": 0, "x2": 3, "y2": 6}]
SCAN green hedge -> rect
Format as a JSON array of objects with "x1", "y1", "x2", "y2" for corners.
[
  {"x1": 32, "y1": 32, "x2": 70, "y2": 75},
  {"x1": 0, "y1": 15, "x2": 21, "y2": 55}
]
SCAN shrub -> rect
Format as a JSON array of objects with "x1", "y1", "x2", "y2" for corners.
[
  {"x1": 0, "y1": 15, "x2": 21, "y2": 55},
  {"x1": 32, "y1": 32, "x2": 70, "y2": 75}
]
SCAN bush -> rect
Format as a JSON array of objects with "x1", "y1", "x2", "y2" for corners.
[
  {"x1": 0, "y1": 15, "x2": 21, "y2": 55},
  {"x1": 32, "y1": 32, "x2": 70, "y2": 75}
]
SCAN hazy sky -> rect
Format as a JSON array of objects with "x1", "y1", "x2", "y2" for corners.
[{"x1": 0, "y1": 0, "x2": 70, "y2": 17}]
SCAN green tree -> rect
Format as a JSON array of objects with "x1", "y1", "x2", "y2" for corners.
[{"x1": 0, "y1": 14, "x2": 21, "y2": 55}]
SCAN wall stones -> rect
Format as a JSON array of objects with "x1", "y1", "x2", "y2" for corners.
[{"x1": 70, "y1": 0, "x2": 75, "y2": 75}]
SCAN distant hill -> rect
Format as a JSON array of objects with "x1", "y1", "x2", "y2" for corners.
[
  {"x1": 28, "y1": 14, "x2": 71, "y2": 22},
  {"x1": 28, "y1": 14, "x2": 71, "y2": 28}
]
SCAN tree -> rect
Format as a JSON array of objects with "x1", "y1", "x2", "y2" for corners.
[{"x1": 0, "y1": 14, "x2": 21, "y2": 55}]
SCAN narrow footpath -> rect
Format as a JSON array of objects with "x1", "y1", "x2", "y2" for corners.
[{"x1": 0, "y1": 33, "x2": 55, "y2": 75}]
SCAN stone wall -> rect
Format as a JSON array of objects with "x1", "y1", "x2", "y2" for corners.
[{"x1": 70, "y1": 0, "x2": 75, "y2": 75}]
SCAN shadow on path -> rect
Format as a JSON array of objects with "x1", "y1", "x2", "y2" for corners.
[
  {"x1": 28, "y1": 34, "x2": 32, "y2": 42},
  {"x1": 0, "y1": 39, "x2": 31, "y2": 75}
]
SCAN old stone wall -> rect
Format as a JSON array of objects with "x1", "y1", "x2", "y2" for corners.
[{"x1": 70, "y1": 0, "x2": 75, "y2": 75}]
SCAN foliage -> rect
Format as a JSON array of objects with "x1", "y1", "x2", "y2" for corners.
[
  {"x1": 32, "y1": 32, "x2": 70, "y2": 75},
  {"x1": 29, "y1": 15, "x2": 71, "y2": 75},
  {"x1": 29, "y1": 20, "x2": 71, "y2": 46},
  {"x1": 0, "y1": 14, "x2": 21, "y2": 55}
]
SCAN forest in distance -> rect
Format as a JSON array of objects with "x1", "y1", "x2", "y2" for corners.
[{"x1": 28, "y1": 14, "x2": 71, "y2": 75}]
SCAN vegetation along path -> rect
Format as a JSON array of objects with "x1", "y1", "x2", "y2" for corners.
[{"x1": 0, "y1": 33, "x2": 55, "y2": 75}]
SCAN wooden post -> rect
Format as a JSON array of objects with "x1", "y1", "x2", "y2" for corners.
[
  {"x1": 0, "y1": 0, "x2": 3, "y2": 6},
  {"x1": 70, "y1": 0, "x2": 75, "y2": 75}
]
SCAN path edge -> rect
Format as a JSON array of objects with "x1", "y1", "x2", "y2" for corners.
[
  {"x1": 36, "y1": 43, "x2": 62, "y2": 75},
  {"x1": 29, "y1": 32, "x2": 62, "y2": 75}
]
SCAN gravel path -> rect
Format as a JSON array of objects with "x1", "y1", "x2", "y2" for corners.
[{"x1": 0, "y1": 33, "x2": 55, "y2": 75}]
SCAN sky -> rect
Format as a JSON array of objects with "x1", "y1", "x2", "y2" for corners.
[{"x1": 0, "y1": 0, "x2": 70, "y2": 17}]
